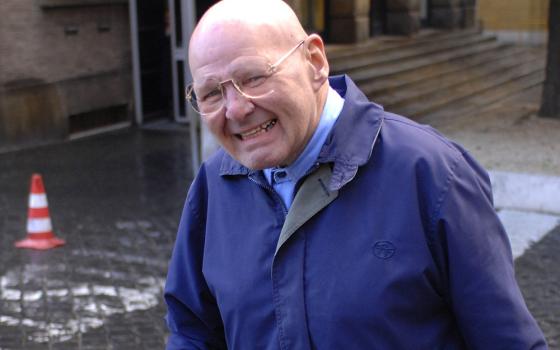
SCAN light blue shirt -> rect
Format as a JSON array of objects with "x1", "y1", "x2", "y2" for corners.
[{"x1": 263, "y1": 86, "x2": 344, "y2": 210}]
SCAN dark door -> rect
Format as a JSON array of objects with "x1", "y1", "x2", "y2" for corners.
[
  {"x1": 370, "y1": 0, "x2": 386, "y2": 36},
  {"x1": 420, "y1": 0, "x2": 430, "y2": 26},
  {"x1": 137, "y1": 0, "x2": 172, "y2": 122}
]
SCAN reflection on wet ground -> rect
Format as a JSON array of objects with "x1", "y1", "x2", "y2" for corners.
[{"x1": 0, "y1": 128, "x2": 193, "y2": 349}]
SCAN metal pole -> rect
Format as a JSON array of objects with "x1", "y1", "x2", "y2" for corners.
[
  {"x1": 169, "y1": 0, "x2": 180, "y2": 124},
  {"x1": 128, "y1": 0, "x2": 143, "y2": 125},
  {"x1": 183, "y1": 0, "x2": 201, "y2": 175}
]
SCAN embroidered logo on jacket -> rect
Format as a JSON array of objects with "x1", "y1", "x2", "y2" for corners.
[{"x1": 372, "y1": 241, "x2": 396, "y2": 259}]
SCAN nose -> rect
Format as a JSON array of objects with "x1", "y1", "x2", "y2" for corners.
[{"x1": 222, "y1": 83, "x2": 254, "y2": 121}]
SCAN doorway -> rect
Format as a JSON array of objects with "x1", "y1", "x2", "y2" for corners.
[
  {"x1": 166, "y1": 0, "x2": 218, "y2": 127},
  {"x1": 420, "y1": 0, "x2": 430, "y2": 26},
  {"x1": 370, "y1": 0, "x2": 387, "y2": 36},
  {"x1": 131, "y1": 1, "x2": 173, "y2": 123}
]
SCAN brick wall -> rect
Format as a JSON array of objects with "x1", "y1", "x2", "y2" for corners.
[
  {"x1": 0, "y1": 1, "x2": 130, "y2": 85},
  {"x1": 0, "y1": 0, "x2": 131, "y2": 150}
]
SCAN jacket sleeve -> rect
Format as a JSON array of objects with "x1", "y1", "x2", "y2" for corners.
[
  {"x1": 432, "y1": 150, "x2": 547, "y2": 349},
  {"x1": 164, "y1": 167, "x2": 227, "y2": 350}
]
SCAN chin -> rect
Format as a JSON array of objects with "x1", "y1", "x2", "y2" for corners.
[
  {"x1": 238, "y1": 159, "x2": 272, "y2": 171},
  {"x1": 236, "y1": 154, "x2": 283, "y2": 171}
]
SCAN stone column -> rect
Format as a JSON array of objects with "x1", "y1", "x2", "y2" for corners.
[
  {"x1": 430, "y1": 0, "x2": 462, "y2": 29},
  {"x1": 461, "y1": 0, "x2": 477, "y2": 28},
  {"x1": 328, "y1": 0, "x2": 370, "y2": 43},
  {"x1": 385, "y1": 0, "x2": 421, "y2": 35}
]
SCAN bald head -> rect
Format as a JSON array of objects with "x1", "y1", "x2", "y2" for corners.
[
  {"x1": 189, "y1": 0, "x2": 308, "y2": 67},
  {"x1": 187, "y1": 0, "x2": 331, "y2": 170}
]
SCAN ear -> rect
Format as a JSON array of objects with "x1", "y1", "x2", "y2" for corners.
[{"x1": 304, "y1": 34, "x2": 329, "y2": 91}]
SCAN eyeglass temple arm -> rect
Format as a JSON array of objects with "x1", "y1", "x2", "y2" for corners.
[{"x1": 269, "y1": 39, "x2": 306, "y2": 70}]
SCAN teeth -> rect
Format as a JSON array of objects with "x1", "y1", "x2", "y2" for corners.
[{"x1": 239, "y1": 120, "x2": 277, "y2": 140}]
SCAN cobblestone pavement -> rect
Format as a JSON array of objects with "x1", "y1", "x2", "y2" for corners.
[
  {"x1": 516, "y1": 224, "x2": 560, "y2": 349},
  {"x1": 0, "y1": 128, "x2": 193, "y2": 349},
  {"x1": 0, "y1": 126, "x2": 558, "y2": 349}
]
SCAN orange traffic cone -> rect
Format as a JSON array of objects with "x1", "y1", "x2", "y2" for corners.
[{"x1": 14, "y1": 174, "x2": 65, "y2": 250}]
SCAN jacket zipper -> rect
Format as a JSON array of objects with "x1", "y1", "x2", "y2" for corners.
[{"x1": 248, "y1": 175, "x2": 289, "y2": 217}]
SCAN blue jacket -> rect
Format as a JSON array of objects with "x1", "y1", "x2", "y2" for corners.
[{"x1": 164, "y1": 75, "x2": 547, "y2": 349}]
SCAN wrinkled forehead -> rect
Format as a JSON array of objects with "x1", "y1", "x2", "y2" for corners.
[{"x1": 192, "y1": 55, "x2": 272, "y2": 88}]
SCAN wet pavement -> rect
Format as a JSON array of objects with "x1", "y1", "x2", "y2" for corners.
[
  {"x1": 0, "y1": 126, "x2": 559, "y2": 349},
  {"x1": 0, "y1": 127, "x2": 192, "y2": 349}
]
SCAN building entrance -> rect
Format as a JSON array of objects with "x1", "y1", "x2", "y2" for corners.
[
  {"x1": 420, "y1": 0, "x2": 430, "y2": 26},
  {"x1": 130, "y1": 0, "x2": 202, "y2": 169},
  {"x1": 370, "y1": 0, "x2": 387, "y2": 36},
  {"x1": 129, "y1": 1, "x2": 173, "y2": 124}
]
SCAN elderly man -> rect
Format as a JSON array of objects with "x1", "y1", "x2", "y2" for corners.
[{"x1": 164, "y1": 0, "x2": 547, "y2": 349}]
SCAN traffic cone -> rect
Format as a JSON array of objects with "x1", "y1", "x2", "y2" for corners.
[{"x1": 14, "y1": 174, "x2": 65, "y2": 250}]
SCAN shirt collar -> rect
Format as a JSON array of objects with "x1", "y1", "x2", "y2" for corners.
[{"x1": 263, "y1": 86, "x2": 344, "y2": 185}]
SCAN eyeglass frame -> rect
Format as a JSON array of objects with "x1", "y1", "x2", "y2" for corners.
[{"x1": 185, "y1": 39, "x2": 306, "y2": 116}]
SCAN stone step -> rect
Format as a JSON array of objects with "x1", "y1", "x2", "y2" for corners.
[
  {"x1": 393, "y1": 62, "x2": 545, "y2": 119},
  {"x1": 327, "y1": 29, "x2": 546, "y2": 129},
  {"x1": 420, "y1": 71, "x2": 545, "y2": 123},
  {"x1": 427, "y1": 84, "x2": 543, "y2": 132},
  {"x1": 346, "y1": 40, "x2": 505, "y2": 84},
  {"x1": 376, "y1": 50, "x2": 544, "y2": 110},
  {"x1": 330, "y1": 32, "x2": 495, "y2": 73},
  {"x1": 326, "y1": 29, "x2": 441, "y2": 58},
  {"x1": 327, "y1": 28, "x2": 481, "y2": 61},
  {"x1": 362, "y1": 45, "x2": 529, "y2": 96}
]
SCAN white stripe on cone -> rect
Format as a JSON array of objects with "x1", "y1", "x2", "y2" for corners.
[
  {"x1": 27, "y1": 218, "x2": 53, "y2": 233},
  {"x1": 29, "y1": 194, "x2": 48, "y2": 208}
]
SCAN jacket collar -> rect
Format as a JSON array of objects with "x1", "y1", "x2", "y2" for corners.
[{"x1": 219, "y1": 75, "x2": 384, "y2": 191}]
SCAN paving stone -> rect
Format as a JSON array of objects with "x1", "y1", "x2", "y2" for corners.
[
  {"x1": 0, "y1": 128, "x2": 192, "y2": 349},
  {"x1": 516, "y1": 224, "x2": 560, "y2": 349}
]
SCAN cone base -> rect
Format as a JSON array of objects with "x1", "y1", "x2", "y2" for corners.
[{"x1": 14, "y1": 237, "x2": 65, "y2": 250}]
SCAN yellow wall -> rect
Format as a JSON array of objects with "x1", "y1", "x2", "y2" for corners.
[{"x1": 479, "y1": 0, "x2": 549, "y2": 31}]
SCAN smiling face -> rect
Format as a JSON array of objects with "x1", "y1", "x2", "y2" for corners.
[{"x1": 188, "y1": 0, "x2": 329, "y2": 170}]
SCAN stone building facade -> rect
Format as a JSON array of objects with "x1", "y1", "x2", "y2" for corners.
[
  {"x1": 0, "y1": 0, "x2": 131, "y2": 151},
  {"x1": 286, "y1": 0, "x2": 478, "y2": 43},
  {"x1": 0, "y1": 0, "x2": 478, "y2": 152},
  {"x1": 478, "y1": 0, "x2": 549, "y2": 44}
]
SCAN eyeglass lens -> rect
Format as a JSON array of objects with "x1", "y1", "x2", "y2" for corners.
[{"x1": 186, "y1": 40, "x2": 304, "y2": 115}]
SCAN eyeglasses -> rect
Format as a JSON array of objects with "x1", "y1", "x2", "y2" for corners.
[{"x1": 185, "y1": 39, "x2": 305, "y2": 115}]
